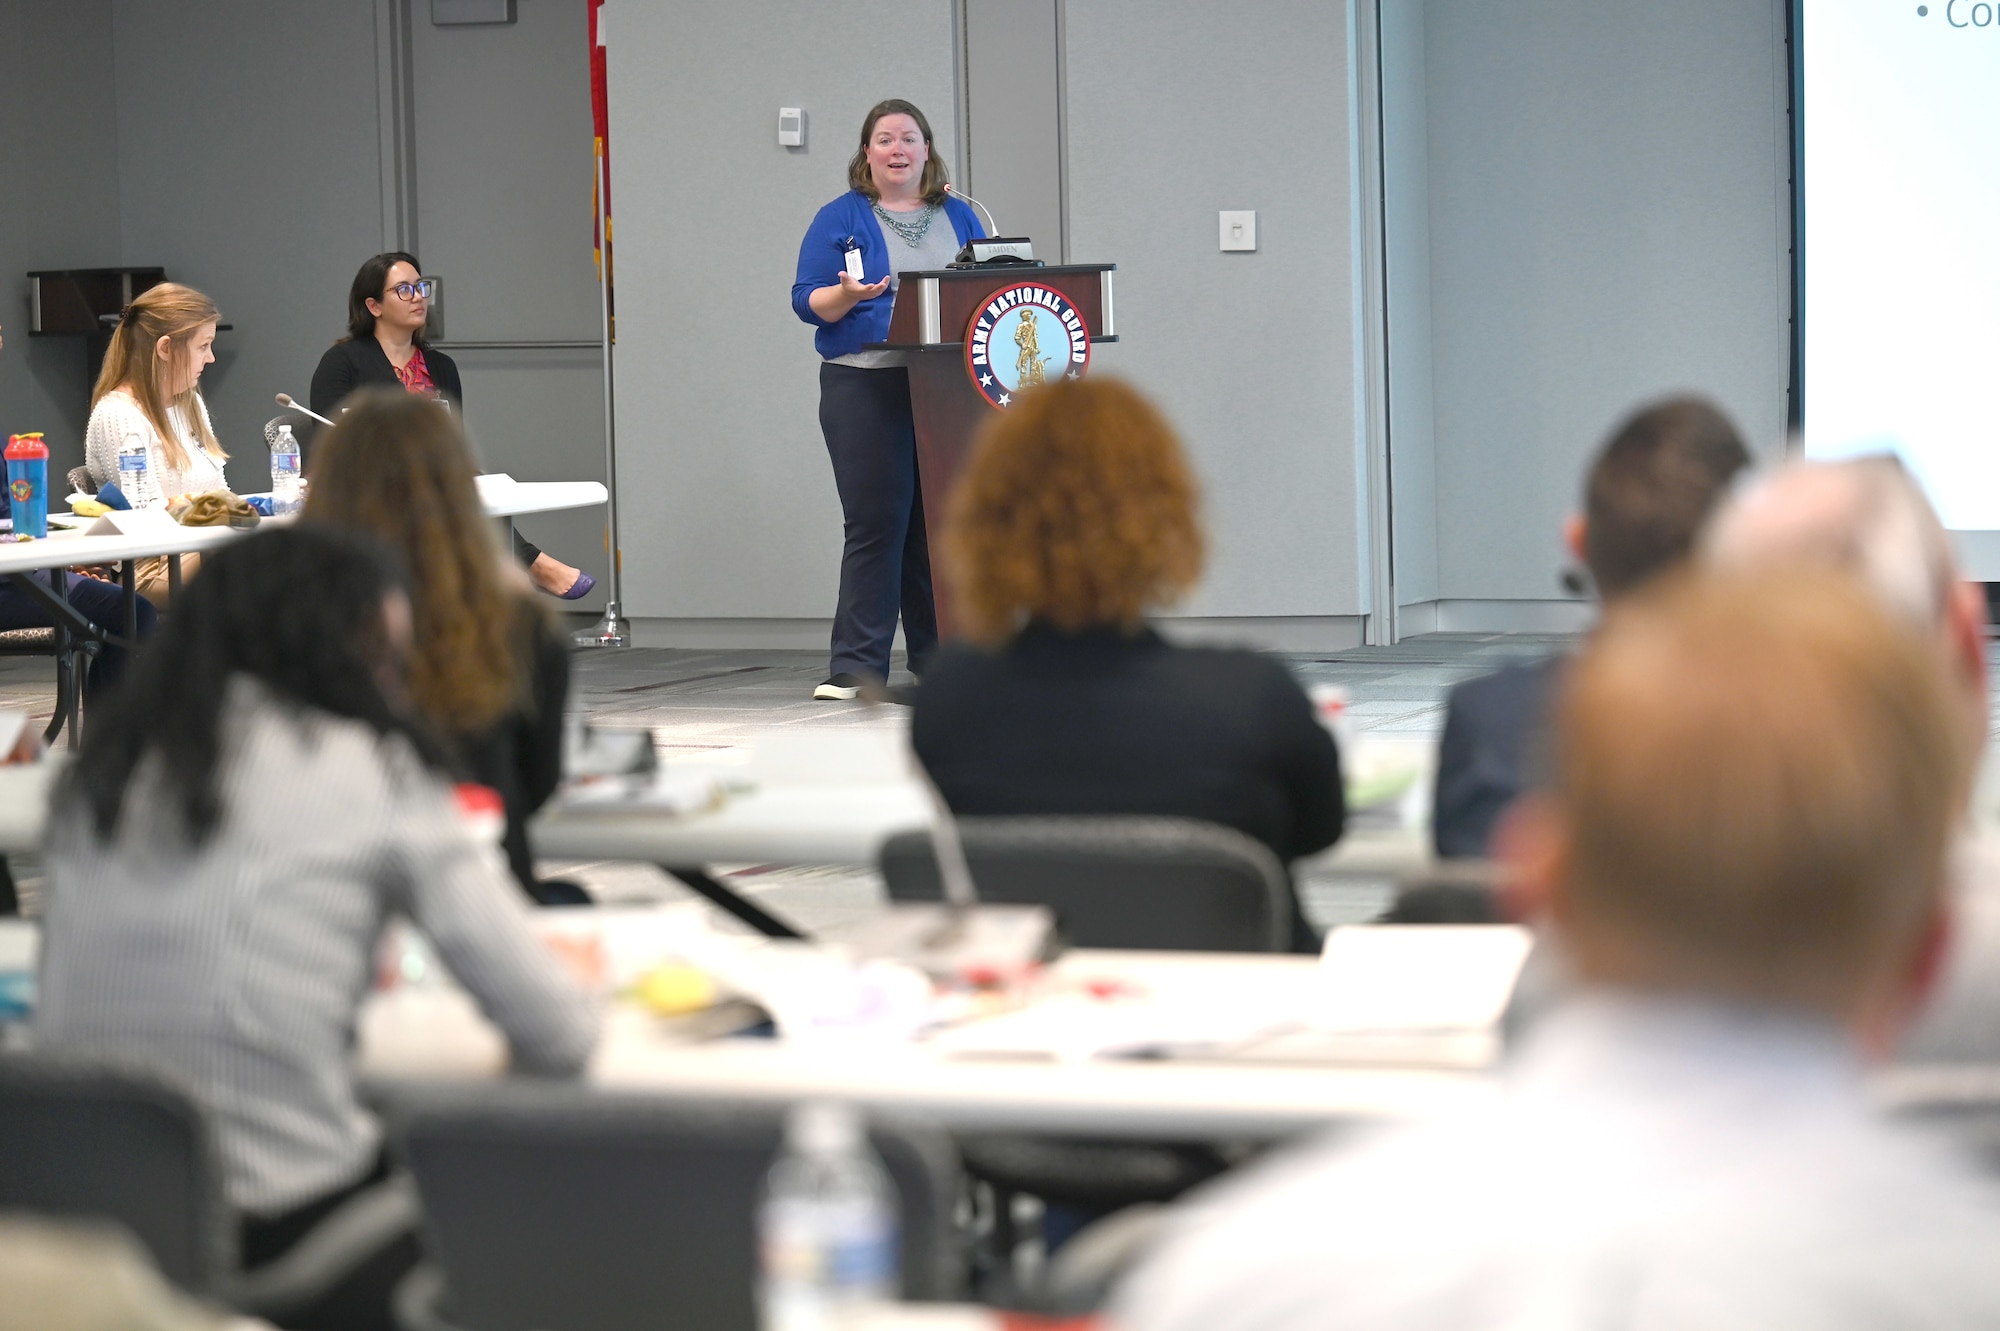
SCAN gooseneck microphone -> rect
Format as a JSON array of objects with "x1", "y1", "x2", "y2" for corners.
[
  {"x1": 945, "y1": 183, "x2": 1000, "y2": 238},
  {"x1": 275, "y1": 393, "x2": 336, "y2": 428}
]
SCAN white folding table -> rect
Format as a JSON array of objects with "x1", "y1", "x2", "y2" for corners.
[{"x1": 0, "y1": 479, "x2": 607, "y2": 743}]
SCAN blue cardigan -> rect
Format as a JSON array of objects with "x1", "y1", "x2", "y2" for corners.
[{"x1": 792, "y1": 191, "x2": 985, "y2": 360}]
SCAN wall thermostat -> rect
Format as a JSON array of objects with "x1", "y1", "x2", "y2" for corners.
[
  {"x1": 1220, "y1": 210, "x2": 1258, "y2": 252},
  {"x1": 779, "y1": 108, "x2": 806, "y2": 148}
]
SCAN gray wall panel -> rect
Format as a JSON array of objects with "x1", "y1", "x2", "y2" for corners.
[
  {"x1": 605, "y1": 0, "x2": 960, "y2": 618},
  {"x1": 410, "y1": 0, "x2": 608, "y2": 606},
  {"x1": 110, "y1": 1, "x2": 384, "y2": 496},
  {"x1": 963, "y1": 0, "x2": 1064, "y2": 259},
  {"x1": 409, "y1": 4, "x2": 601, "y2": 343},
  {"x1": 0, "y1": 0, "x2": 122, "y2": 479},
  {"x1": 1066, "y1": 0, "x2": 1366, "y2": 617},
  {"x1": 455, "y1": 347, "x2": 607, "y2": 597},
  {"x1": 1422, "y1": 0, "x2": 1790, "y2": 601}
]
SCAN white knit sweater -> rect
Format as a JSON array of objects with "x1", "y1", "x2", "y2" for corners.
[{"x1": 83, "y1": 391, "x2": 230, "y2": 506}]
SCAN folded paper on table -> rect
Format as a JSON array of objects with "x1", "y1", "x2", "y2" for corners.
[
  {"x1": 1314, "y1": 924, "x2": 1533, "y2": 1031},
  {"x1": 85, "y1": 507, "x2": 184, "y2": 538}
]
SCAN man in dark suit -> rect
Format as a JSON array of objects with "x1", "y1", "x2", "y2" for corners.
[{"x1": 1431, "y1": 398, "x2": 1752, "y2": 858}]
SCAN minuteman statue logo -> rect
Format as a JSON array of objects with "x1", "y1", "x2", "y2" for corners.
[{"x1": 966, "y1": 282, "x2": 1091, "y2": 408}]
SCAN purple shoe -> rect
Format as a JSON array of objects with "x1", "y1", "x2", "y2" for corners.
[{"x1": 557, "y1": 571, "x2": 596, "y2": 601}]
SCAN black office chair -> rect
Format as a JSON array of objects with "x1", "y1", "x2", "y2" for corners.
[
  {"x1": 878, "y1": 816, "x2": 1294, "y2": 953},
  {"x1": 0, "y1": 626, "x2": 84, "y2": 745},
  {"x1": 879, "y1": 817, "x2": 1291, "y2": 1286},
  {"x1": 389, "y1": 1085, "x2": 966, "y2": 1331},
  {"x1": 0, "y1": 1051, "x2": 421, "y2": 1321},
  {"x1": 0, "y1": 1053, "x2": 234, "y2": 1295}
]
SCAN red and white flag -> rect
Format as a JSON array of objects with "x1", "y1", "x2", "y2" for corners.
[{"x1": 589, "y1": 0, "x2": 613, "y2": 326}]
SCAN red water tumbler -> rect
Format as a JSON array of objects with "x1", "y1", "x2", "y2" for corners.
[{"x1": 5, "y1": 434, "x2": 50, "y2": 539}]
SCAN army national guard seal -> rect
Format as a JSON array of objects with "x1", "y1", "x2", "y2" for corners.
[{"x1": 965, "y1": 282, "x2": 1091, "y2": 409}]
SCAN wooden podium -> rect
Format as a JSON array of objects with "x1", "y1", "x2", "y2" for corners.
[{"x1": 874, "y1": 262, "x2": 1117, "y2": 635}]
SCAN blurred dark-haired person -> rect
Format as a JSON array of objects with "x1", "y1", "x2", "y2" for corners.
[
  {"x1": 303, "y1": 391, "x2": 578, "y2": 906},
  {"x1": 34, "y1": 526, "x2": 598, "y2": 1321},
  {"x1": 1117, "y1": 569, "x2": 2000, "y2": 1331},
  {"x1": 1432, "y1": 396, "x2": 1751, "y2": 858},
  {"x1": 309, "y1": 252, "x2": 594, "y2": 601},
  {"x1": 912, "y1": 377, "x2": 1342, "y2": 950},
  {"x1": 792, "y1": 99, "x2": 986, "y2": 699}
]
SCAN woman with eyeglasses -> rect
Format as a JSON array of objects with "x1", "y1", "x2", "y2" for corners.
[{"x1": 310, "y1": 252, "x2": 595, "y2": 600}]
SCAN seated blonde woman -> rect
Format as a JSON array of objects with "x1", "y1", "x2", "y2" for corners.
[
  {"x1": 911, "y1": 377, "x2": 1344, "y2": 949},
  {"x1": 302, "y1": 390, "x2": 578, "y2": 905},
  {"x1": 82, "y1": 282, "x2": 231, "y2": 599}
]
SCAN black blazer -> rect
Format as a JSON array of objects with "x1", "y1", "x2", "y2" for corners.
[
  {"x1": 1431, "y1": 656, "x2": 1563, "y2": 859},
  {"x1": 912, "y1": 623, "x2": 1345, "y2": 945},
  {"x1": 308, "y1": 337, "x2": 463, "y2": 424}
]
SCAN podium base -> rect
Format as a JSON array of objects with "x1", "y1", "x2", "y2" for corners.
[{"x1": 571, "y1": 600, "x2": 630, "y2": 650}]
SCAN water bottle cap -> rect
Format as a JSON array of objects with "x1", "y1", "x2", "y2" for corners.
[
  {"x1": 277, "y1": 424, "x2": 296, "y2": 440},
  {"x1": 5, "y1": 435, "x2": 49, "y2": 460},
  {"x1": 787, "y1": 1100, "x2": 863, "y2": 1156}
]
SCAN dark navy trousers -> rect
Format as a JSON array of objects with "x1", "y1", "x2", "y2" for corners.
[
  {"x1": 818, "y1": 361, "x2": 938, "y2": 681},
  {"x1": 0, "y1": 573, "x2": 157, "y2": 694}
]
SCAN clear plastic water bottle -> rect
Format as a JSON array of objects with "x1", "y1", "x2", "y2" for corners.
[
  {"x1": 758, "y1": 1102, "x2": 899, "y2": 1331},
  {"x1": 117, "y1": 433, "x2": 157, "y2": 509},
  {"x1": 269, "y1": 424, "x2": 302, "y2": 514}
]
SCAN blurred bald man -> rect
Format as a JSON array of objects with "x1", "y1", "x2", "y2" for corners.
[
  {"x1": 1115, "y1": 571, "x2": 2000, "y2": 1331},
  {"x1": 1704, "y1": 455, "x2": 1997, "y2": 1061}
]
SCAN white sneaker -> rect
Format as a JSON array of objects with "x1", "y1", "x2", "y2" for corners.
[{"x1": 813, "y1": 673, "x2": 865, "y2": 701}]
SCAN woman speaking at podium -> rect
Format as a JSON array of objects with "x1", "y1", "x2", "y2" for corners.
[{"x1": 792, "y1": 99, "x2": 985, "y2": 700}]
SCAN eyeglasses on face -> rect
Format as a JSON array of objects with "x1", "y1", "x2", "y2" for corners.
[{"x1": 387, "y1": 278, "x2": 435, "y2": 302}]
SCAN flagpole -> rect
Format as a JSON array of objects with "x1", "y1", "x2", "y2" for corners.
[{"x1": 574, "y1": 138, "x2": 629, "y2": 649}]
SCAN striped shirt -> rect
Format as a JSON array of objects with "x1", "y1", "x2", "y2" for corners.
[{"x1": 34, "y1": 679, "x2": 601, "y2": 1216}]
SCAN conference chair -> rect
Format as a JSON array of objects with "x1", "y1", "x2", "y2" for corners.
[
  {"x1": 878, "y1": 816, "x2": 1293, "y2": 953},
  {"x1": 389, "y1": 1085, "x2": 966, "y2": 1331},
  {"x1": 0, "y1": 1052, "x2": 419, "y2": 1321},
  {"x1": 0, "y1": 1053, "x2": 230, "y2": 1295},
  {"x1": 0, "y1": 625, "x2": 83, "y2": 744},
  {"x1": 878, "y1": 817, "x2": 1290, "y2": 1288}
]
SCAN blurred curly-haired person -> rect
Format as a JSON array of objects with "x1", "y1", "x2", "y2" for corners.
[{"x1": 911, "y1": 377, "x2": 1343, "y2": 951}]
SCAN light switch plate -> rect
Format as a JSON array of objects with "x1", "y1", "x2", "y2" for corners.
[
  {"x1": 779, "y1": 108, "x2": 806, "y2": 148},
  {"x1": 1220, "y1": 210, "x2": 1258, "y2": 252}
]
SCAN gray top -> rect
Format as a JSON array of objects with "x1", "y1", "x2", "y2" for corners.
[
  {"x1": 35, "y1": 679, "x2": 602, "y2": 1216},
  {"x1": 1116, "y1": 995, "x2": 2000, "y2": 1331},
  {"x1": 830, "y1": 203, "x2": 964, "y2": 370}
]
